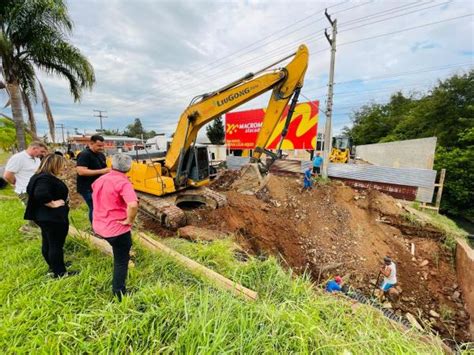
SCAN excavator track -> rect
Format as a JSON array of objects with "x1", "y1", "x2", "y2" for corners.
[{"x1": 137, "y1": 188, "x2": 227, "y2": 229}]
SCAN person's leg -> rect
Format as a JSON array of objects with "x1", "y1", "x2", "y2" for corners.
[
  {"x1": 46, "y1": 222, "x2": 68, "y2": 276},
  {"x1": 37, "y1": 221, "x2": 51, "y2": 269},
  {"x1": 79, "y1": 191, "x2": 93, "y2": 223},
  {"x1": 106, "y1": 232, "x2": 132, "y2": 300}
]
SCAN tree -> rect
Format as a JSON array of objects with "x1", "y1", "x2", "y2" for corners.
[
  {"x1": 123, "y1": 118, "x2": 157, "y2": 139},
  {"x1": 206, "y1": 116, "x2": 225, "y2": 144},
  {"x1": 0, "y1": 0, "x2": 95, "y2": 150},
  {"x1": 344, "y1": 71, "x2": 474, "y2": 219},
  {"x1": 123, "y1": 118, "x2": 145, "y2": 138}
]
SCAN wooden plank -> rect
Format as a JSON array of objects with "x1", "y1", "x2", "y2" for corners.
[
  {"x1": 435, "y1": 169, "x2": 446, "y2": 208},
  {"x1": 136, "y1": 232, "x2": 258, "y2": 301},
  {"x1": 69, "y1": 226, "x2": 135, "y2": 267}
]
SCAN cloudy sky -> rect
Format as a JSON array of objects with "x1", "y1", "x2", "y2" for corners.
[{"x1": 1, "y1": 0, "x2": 473, "y2": 140}]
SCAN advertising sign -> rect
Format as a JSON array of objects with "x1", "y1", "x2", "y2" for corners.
[{"x1": 225, "y1": 101, "x2": 318, "y2": 150}]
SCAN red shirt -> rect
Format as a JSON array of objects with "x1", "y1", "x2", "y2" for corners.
[{"x1": 92, "y1": 170, "x2": 138, "y2": 238}]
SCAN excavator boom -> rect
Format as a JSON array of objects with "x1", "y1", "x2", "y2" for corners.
[{"x1": 166, "y1": 44, "x2": 309, "y2": 184}]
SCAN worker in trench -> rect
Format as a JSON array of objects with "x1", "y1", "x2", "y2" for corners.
[
  {"x1": 377, "y1": 256, "x2": 398, "y2": 301},
  {"x1": 326, "y1": 275, "x2": 344, "y2": 293},
  {"x1": 301, "y1": 166, "x2": 315, "y2": 192}
]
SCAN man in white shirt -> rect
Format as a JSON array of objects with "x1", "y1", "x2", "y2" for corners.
[{"x1": 4, "y1": 141, "x2": 48, "y2": 233}]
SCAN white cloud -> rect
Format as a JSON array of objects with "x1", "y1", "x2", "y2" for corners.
[{"x1": 5, "y1": 0, "x2": 471, "y2": 138}]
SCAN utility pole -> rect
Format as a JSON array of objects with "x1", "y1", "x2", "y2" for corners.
[
  {"x1": 93, "y1": 109, "x2": 108, "y2": 132},
  {"x1": 56, "y1": 123, "x2": 66, "y2": 144},
  {"x1": 322, "y1": 9, "x2": 337, "y2": 179}
]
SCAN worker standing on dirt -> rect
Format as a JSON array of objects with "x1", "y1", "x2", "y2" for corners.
[
  {"x1": 326, "y1": 276, "x2": 343, "y2": 293},
  {"x1": 76, "y1": 135, "x2": 110, "y2": 223},
  {"x1": 312, "y1": 152, "x2": 323, "y2": 177},
  {"x1": 302, "y1": 166, "x2": 314, "y2": 192},
  {"x1": 92, "y1": 154, "x2": 138, "y2": 301},
  {"x1": 380, "y1": 256, "x2": 397, "y2": 295}
]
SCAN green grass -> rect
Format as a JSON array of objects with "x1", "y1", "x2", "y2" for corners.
[
  {"x1": 410, "y1": 202, "x2": 468, "y2": 251},
  {"x1": 0, "y1": 190, "x2": 445, "y2": 353}
]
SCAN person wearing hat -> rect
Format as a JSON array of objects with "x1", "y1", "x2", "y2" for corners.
[
  {"x1": 326, "y1": 275, "x2": 343, "y2": 293},
  {"x1": 380, "y1": 256, "x2": 397, "y2": 293}
]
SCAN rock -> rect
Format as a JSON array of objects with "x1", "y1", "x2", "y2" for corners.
[
  {"x1": 429, "y1": 271, "x2": 437, "y2": 276},
  {"x1": 452, "y1": 291, "x2": 461, "y2": 300},
  {"x1": 429, "y1": 310, "x2": 440, "y2": 318},
  {"x1": 382, "y1": 302, "x2": 392, "y2": 309},
  {"x1": 419, "y1": 260, "x2": 429, "y2": 267},
  {"x1": 395, "y1": 286, "x2": 403, "y2": 294},
  {"x1": 459, "y1": 310, "x2": 466, "y2": 318},
  {"x1": 452, "y1": 283, "x2": 458, "y2": 290}
]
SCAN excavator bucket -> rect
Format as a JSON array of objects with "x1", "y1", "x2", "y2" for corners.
[{"x1": 230, "y1": 163, "x2": 269, "y2": 194}]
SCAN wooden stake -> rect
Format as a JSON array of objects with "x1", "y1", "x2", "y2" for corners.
[
  {"x1": 69, "y1": 226, "x2": 135, "y2": 267},
  {"x1": 411, "y1": 243, "x2": 415, "y2": 256},
  {"x1": 434, "y1": 169, "x2": 446, "y2": 209},
  {"x1": 136, "y1": 232, "x2": 258, "y2": 301}
]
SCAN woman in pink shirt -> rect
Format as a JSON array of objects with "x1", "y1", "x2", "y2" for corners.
[{"x1": 92, "y1": 154, "x2": 138, "y2": 301}]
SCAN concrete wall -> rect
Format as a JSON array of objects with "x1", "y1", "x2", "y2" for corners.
[
  {"x1": 456, "y1": 238, "x2": 474, "y2": 338},
  {"x1": 355, "y1": 137, "x2": 437, "y2": 169}
]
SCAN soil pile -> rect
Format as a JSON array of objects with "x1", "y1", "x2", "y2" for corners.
[
  {"x1": 59, "y1": 159, "x2": 83, "y2": 208},
  {"x1": 183, "y1": 173, "x2": 471, "y2": 343}
]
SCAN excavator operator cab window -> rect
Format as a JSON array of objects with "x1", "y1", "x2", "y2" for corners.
[{"x1": 187, "y1": 146, "x2": 210, "y2": 182}]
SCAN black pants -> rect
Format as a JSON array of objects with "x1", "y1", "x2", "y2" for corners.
[
  {"x1": 105, "y1": 231, "x2": 132, "y2": 297},
  {"x1": 36, "y1": 221, "x2": 68, "y2": 276}
]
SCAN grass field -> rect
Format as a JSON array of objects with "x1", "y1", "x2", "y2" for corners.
[{"x1": 0, "y1": 188, "x2": 444, "y2": 353}]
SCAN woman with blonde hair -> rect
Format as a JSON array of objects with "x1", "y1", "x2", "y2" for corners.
[{"x1": 24, "y1": 154, "x2": 78, "y2": 278}]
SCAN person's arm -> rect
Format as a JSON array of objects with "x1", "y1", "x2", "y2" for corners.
[
  {"x1": 76, "y1": 166, "x2": 110, "y2": 176},
  {"x1": 76, "y1": 151, "x2": 110, "y2": 176},
  {"x1": 33, "y1": 177, "x2": 65, "y2": 208},
  {"x1": 119, "y1": 201, "x2": 138, "y2": 225},
  {"x1": 3, "y1": 171, "x2": 16, "y2": 185},
  {"x1": 118, "y1": 181, "x2": 139, "y2": 226},
  {"x1": 380, "y1": 265, "x2": 391, "y2": 277},
  {"x1": 4, "y1": 155, "x2": 20, "y2": 185}
]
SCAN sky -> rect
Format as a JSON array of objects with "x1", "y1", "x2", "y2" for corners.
[{"x1": 1, "y1": 0, "x2": 473, "y2": 141}]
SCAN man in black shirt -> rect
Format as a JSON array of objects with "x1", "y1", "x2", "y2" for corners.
[{"x1": 76, "y1": 135, "x2": 110, "y2": 222}]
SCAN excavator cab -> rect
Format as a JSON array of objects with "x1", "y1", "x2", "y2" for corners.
[{"x1": 176, "y1": 145, "x2": 210, "y2": 187}]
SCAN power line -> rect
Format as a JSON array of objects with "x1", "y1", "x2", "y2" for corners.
[
  {"x1": 302, "y1": 62, "x2": 472, "y2": 94},
  {"x1": 122, "y1": 8, "x2": 472, "y2": 111},
  {"x1": 339, "y1": 13, "x2": 473, "y2": 47}
]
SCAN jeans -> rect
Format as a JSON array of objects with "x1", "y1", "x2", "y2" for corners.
[
  {"x1": 105, "y1": 231, "x2": 132, "y2": 298},
  {"x1": 79, "y1": 190, "x2": 93, "y2": 223},
  {"x1": 36, "y1": 221, "x2": 68, "y2": 276}
]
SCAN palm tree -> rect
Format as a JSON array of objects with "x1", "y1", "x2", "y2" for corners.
[{"x1": 0, "y1": 0, "x2": 95, "y2": 150}]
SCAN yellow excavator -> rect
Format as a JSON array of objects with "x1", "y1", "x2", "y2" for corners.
[
  {"x1": 126, "y1": 44, "x2": 309, "y2": 227},
  {"x1": 329, "y1": 136, "x2": 353, "y2": 163}
]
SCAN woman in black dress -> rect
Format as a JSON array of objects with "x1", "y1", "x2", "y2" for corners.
[{"x1": 24, "y1": 154, "x2": 78, "y2": 278}]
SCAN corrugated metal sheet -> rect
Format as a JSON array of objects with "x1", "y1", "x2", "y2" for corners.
[
  {"x1": 337, "y1": 178, "x2": 418, "y2": 201},
  {"x1": 327, "y1": 163, "x2": 436, "y2": 188}
]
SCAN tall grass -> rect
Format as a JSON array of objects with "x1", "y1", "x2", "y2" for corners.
[{"x1": 0, "y1": 191, "x2": 444, "y2": 353}]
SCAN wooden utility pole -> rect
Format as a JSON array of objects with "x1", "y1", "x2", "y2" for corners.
[
  {"x1": 322, "y1": 9, "x2": 337, "y2": 179},
  {"x1": 56, "y1": 123, "x2": 65, "y2": 144},
  {"x1": 93, "y1": 109, "x2": 107, "y2": 132}
]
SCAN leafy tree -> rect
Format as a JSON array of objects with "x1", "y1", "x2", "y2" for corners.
[
  {"x1": 344, "y1": 71, "x2": 474, "y2": 219},
  {"x1": 123, "y1": 118, "x2": 156, "y2": 139},
  {"x1": 0, "y1": 0, "x2": 95, "y2": 150},
  {"x1": 206, "y1": 116, "x2": 225, "y2": 144}
]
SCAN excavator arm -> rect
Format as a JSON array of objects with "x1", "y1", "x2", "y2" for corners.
[{"x1": 165, "y1": 44, "x2": 309, "y2": 184}]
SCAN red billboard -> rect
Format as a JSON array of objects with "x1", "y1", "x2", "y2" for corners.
[{"x1": 225, "y1": 101, "x2": 318, "y2": 150}]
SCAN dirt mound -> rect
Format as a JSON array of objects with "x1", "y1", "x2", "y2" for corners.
[
  {"x1": 59, "y1": 159, "x2": 83, "y2": 208},
  {"x1": 183, "y1": 173, "x2": 471, "y2": 343}
]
